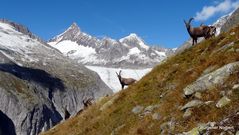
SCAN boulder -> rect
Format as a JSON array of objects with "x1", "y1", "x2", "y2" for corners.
[
  {"x1": 205, "y1": 101, "x2": 214, "y2": 105},
  {"x1": 100, "y1": 95, "x2": 119, "y2": 111},
  {"x1": 139, "y1": 104, "x2": 161, "y2": 117},
  {"x1": 183, "y1": 108, "x2": 193, "y2": 118},
  {"x1": 194, "y1": 92, "x2": 202, "y2": 99},
  {"x1": 182, "y1": 123, "x2": 208, "y2": 135},
  {"x1": 232, "y1": 84, "x2": 239, "y2": 90},
  {"x1": 216, "y1": 96, "x2": 231, "y2": 108},
  {"x1": 110, "y1": 124, "x2": 125, "y2": 135},
  {"x1": 131, "y1": 105, "x2": 144, "y2": 114},
  {"x1": 184, "y1": 62, "x2": 239, "y2": 96},
  {"x1": 152, "y1": 113, "x2": 161, "y2": 120},
  {"x1": 211, "y1": 42, "x2": 234, "y2": 55},
  {"x1": 143, "y1": 104, "x2": 160, "y2": 114},
  {"x1": 144, "y1": 105, "x2": 160, "y2": 112},
  {"x1": 181, "y1": 100, "x2": 204, "y2": 111}
]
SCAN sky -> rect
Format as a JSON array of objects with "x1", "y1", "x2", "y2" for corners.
[{"x1": 0, "y1": 0, "x2": 238, "y2": 48}]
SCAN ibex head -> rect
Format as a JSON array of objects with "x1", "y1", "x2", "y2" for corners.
[
  {"x1": 184, "y1": 17, "x2": 194, "y2": 29},
  {"x1": 83, "y1": 97, "x2": 93, "y2": 108},
  {"x1": 209, "y1": 26, "x2": 216, "y2": 36},
  {"x1": 116, "y1": 70, "x2": 122, "y2": 79}
]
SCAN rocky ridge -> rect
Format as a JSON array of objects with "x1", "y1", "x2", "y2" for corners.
[{"x1": 48, "y1": 23, "x2": 173, "y2": 68}]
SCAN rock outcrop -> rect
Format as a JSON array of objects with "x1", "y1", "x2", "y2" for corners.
[
  {"x1": 216, "y1": 96, "x2": 231, "y2": 108},
  {"x1": 181, "y1": 100, "x2": 204, "y2": 111},
  {"x1": 221, "y1": 7, "x2": 239, "y2": 33},
  {"x1": 184, "y1": 62, "x2": 239, "y2": 96}
]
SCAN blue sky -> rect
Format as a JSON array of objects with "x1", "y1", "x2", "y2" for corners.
[{"x1": 0, "y1": 0, "x2": 238, "y2": 48}]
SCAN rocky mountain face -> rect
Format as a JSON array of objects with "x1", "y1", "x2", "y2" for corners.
[
  {"x1": 221, "y1": 7, "x2": 239, "y2": 32},
  {"x1": 0, "y1": 20, "x2": 112, "y2": 135},
  {"x1": 42, "y1": 22, "x2": 239, "y2": 135},
  {"x1": 48, "y1": 23, "x2": 173, "y2": 69},
  {"x1": 0, "y1": 19, "x2": 46, "y2": 44},
  {"x1": 175, "y1": 7, "x2": 239, "y2": 55}
]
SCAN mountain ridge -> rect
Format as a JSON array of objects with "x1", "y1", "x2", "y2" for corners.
[{"x1": 48, "y1": 23, "x2": 173, "y2": 69}]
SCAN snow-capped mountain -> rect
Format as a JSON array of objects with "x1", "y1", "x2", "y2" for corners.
[
  {"x1": 119, "y1": 33, "x2": 149, "y2": 50},
  {"x1": 48, "y1": 23, "x2": 172, "y2": 68},
  {"x1": 0, "y1": 19, "x2": 112, "y2": 135},
  {"x1": 49, "y1": 22, "x2": 101, "y2": 48},
  {"x1": 220, "y1": 7, "x2": 239, "y2": 33},
  {"x1": 212, "y1": 14, "x2": 231, "y2": 36}
]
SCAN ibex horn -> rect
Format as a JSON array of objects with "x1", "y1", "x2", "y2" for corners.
[{"x1": 188, "y1": 17, "x2": 194, "y2": 24}]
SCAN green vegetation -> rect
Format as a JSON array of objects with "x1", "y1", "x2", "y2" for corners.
[{"x1": 42, "y1": 25, "x2": 239, "y2": 135}]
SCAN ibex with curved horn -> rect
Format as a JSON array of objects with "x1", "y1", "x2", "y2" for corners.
[
  {"x1": 116, "y1": 70, "x2": 136, "y2": 89},
  {"x1": 184, "y1": 18, "x2": 216, "y2": 45}
]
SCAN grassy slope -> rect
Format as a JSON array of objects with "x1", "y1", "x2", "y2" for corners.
[{"x1": 42, "y1": 26, "x2": 239, "y2": 135}]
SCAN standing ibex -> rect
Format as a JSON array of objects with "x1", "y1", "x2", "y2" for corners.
[
  {"x1": 184, "y1": 18, "x2": 216, "y2": 45},
  {"x1": 116, "y1": 70, "x2": 136, "y2": 89}
]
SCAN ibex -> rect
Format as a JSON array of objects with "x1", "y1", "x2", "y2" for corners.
[
  {"x1": 184, "y1": 18, "x2": 216, "y2": 45},
  {"x1": 83, "y1": 98, "x2": 93, "y2": 108},
  {"x1": 116, "y1": 70, "x2": 136, "y2": 89},
  {"x1": 77, "y1": 98, "x2": 94, "y2": 115}
]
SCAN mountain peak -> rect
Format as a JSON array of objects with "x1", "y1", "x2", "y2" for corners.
[
  {"x1": 124, "y1": 33, "x2": 141, "y2": 40},
  {"x1": 71, "y1": 22, "x2": 79, "y2": 27},
  {"x1": 128, "y1": 33, "x2": 138, "y2": 38},
  {"x1": 49, "y1": 22, "x2": 81, "y2": 42},
  {"x1": 120, "y1": 33, "x2": 143, "y2": 42},
  {"x1": 67, "y1": 22, "x2": 80, "y2": 32},
  {"x1": 119, "y1": 33, "x2": 149, "y2": 50}
]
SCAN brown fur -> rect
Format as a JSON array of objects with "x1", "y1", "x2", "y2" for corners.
[
  {"x1": 184, "y1": 18, "x2": 216, "y2": 45},
  {"x1": 116, "y1": 70, "x2": 136, "y2": 89},
  {"x1": 208, "y1": 26, "x2": 216, "y2": 38}
]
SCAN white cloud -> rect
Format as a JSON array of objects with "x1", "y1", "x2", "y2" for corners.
[{"x1": 195, "y1": 0, "x2": 239, "y2": 21}]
